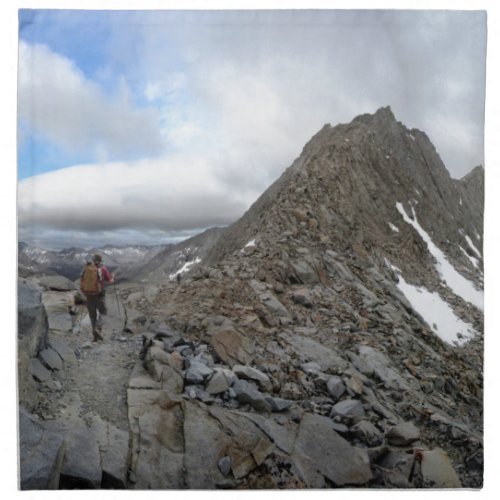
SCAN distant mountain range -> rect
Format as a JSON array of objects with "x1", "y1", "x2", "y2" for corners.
[{"x1": 18, "y1": 242, "x2": 168, "y2": 281}]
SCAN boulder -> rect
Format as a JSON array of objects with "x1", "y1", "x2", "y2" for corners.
[
  {"x1": 31, "y1": 358, "x2": 52, "y2": 383},
  {"x1": 233, "y1": 364, "x2": 272, "y2": 391},
  {"x1": 18, "y1": 280, "x2": 49, "y2": 410},
  {"x1": 327, "y1": 376, "x2": 346, "y2": 399},
  {"x1": 301, "y1": 362, "x2": 322, "y2": 375},
  {"x1": 331, "y1": 399, "x2": 366, "y2": 419},
  {"x1": 292, "y1": 288, "x2": 314, "y2": 308},
  {"x1": 19, "y1": 407, "x2": 66, "y2": 489},
  {"x1": 209, "y1": 406, "x2": 274, "y2": 480},
  {"x1": 386, "y1": 421, "x2": 420, "y2": 447},
  {"x1": 41, "y1": 291, "x2": 74, "y2": 333},
  {"x1": 265, "y1": 397, "x2": 294, "y2": 413},
  {"x1": 350, "y1": 420, "x2": 383, "y2": 447},
  {"x1": 352, "y1": 345, "x2": 411, "y2": 391},
  {"x1": 209, "y1": 328, "x2": 255, "y2": 367},
  {"x1": 58, "y1": 419, "x2": 102, "y2": 488},
  {"x1": 48, "y1": 339, "x2": 76, "y2": 365},
  {"x1": 89, "y1": 414, "x2": 129, "y2": 488},
  {"x1": 128, "y1": 389, "x2": 185, "y2": 489},
  {"x1": 290, "y1": 259, "x2": 319, "y2": 284},
  {"x1": 261, "y1": 291, "x2": 290, "y2": 317},
  {"x1": 37, "y1": 275, "x2": 77, "y2": 291},
  {"x1": 279, "y1": 333, "x2": 347, "y2": 372},
  {"x1": 183, "y1": 402, "x2": 230, "y2": 488},
  {"x1": 420, "y1": 448, "x2": 462, "y2": 488},
  {"x1": 206, "y1": 369, "x2": 233, "y2": 395},
  {"x1": 238, "y1": 412, "x2": 298, "y2": 455},
  {"x1": 39, "y1": 348, "x2": 64, "y2": 371},
  {"x1": 233, "y1": 380, "x2": 272, "y2": 412},
  {"x1": 184, "y1": 360, "x2": 214, "y2": 385},
  {"x1": 292, "y1": 413, "x2": 372, "y2": 487}
]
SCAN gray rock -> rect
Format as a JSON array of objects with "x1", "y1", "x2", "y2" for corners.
[
  {"x1": 208, "y1": 405, "x2": 274, "y2": 477},
  {"x1": 41, "y1": 291, "x2": 74, "y2": 333},
  {"x1": 261, "y1": 292, "x2": 290, "y2": 317},
  {"x1": 39, "y1": 348, "x2": 63, "y2": 371},
  {"x1": 206, "y1": 369, "x2": 231, "y2": 394},
  {"x1": 128, "y1": 389, "x2": 185, "y2": 489},
  {"x1": 323, "y1": 251, "x2": 355, "y2": 281},
  {"x1": 292, "y1": 413, "x2": 372, "y2": 487},
  {"x1": 31, "y1": 358, "x2": 52, "y2": 383},
  {"x1": 218, "y1": 456, "x2": 232, "y2": 476},
  {"x1": 18, "y1": 280, "x2": 49, "y2": 410},
  {"x1": 185, "y1": 360, "x2": 214, "y2": 385},
  {"x1": 327, "y1": 376, "x2": 346, "y2": 399},
  {"x1": 233, "y1": 364, "x2": 272, "y2": 391},
  {"x1": 19, "y1": 407, "x2": 66, "y2": 489},
  {"x1": 90, "y1": 414, "x2": 129, "y2": 488},
  {"x1": 265, "y1": 397, "x2": 294, "y2": 412},
  {"x1": 38, "y1": 274, "x2": 77, "y2": 291},
  {"x1": 331, "y1": 399, "x2": 365, "y2": 418},
  {"x1": 233, "y1": 380, "x2": 271, "y2": 412},
  {"x1": 48, "y1": 339, "x2": 75, "y2": 364},
  {"x1": 279, "y1": 333, "x2": 347, "y2": 371},
  {"x1": 183, "y1": 402, "x2": 229, "y2": 488},
  {"x1": 238, "y1": 412, "x2": 298, "y2": 455},
  {"x1": 209, "y1": 327, "x2": 255, "y2": 367},
  {"x1": 292, "y1": 288, "x2": 314, "y2": 308},
  {"x1": 301, "y1": 362, "x2": 322, "y2": 374},
  {"x1": 420, "y1": 448, "x2": 462, "y2": 488},
  {"x1": 58, "y1": 419, "x2": 102, "y2": 488},
  {"x1": 350, "y1": 420, "x2": 383, "y2": 446},
  {"x1": 290, "y1": 259, "x2": 319, "y2": 283},
  {"x1": 386, "y1": 421, "x2": 420, "y2": 446},
  {"x1": 353, "y1": 345, "x2": 411, "y2": 391}
]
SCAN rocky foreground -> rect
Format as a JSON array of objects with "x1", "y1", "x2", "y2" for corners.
[{"x1": 18, "y1": 268, "x2": 482, "y2": 489}]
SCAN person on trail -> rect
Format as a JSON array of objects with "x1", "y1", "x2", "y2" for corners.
[
  {"x1": 80, "y1": 253, "x2": 115, "y2": 342},
  {"x1": 176, "y1": 273, "x2": 181, "y2": 285}
]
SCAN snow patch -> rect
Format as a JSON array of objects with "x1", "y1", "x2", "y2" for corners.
[
  {"x1": 396, "y1": 202, "x2": 483, "y2": 311},
  {"x1": 459, "y1": 246, "x2": 480, "y2": 270},
  {"x1": 464, "y1": 234, "x2": 481, "y2": 258},
  {"x1": 169, "y1": 257, "x2": 201, "y2": 280},
  {"x1": 388, "y1": 223, "x2": 400, "y2": 233},
  {"x1": 395, "y1": 273, "x2": 476, "y2": 345},
  {"x1": 240, "y1": 239, "x2": 256, "y2": 252},
  {"x1": 409, "y1": 133, "x2": 416, "y2": 141}
]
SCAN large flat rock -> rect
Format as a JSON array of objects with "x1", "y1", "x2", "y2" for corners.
[
  {"x1": 279, "y1": 333, "x2": 347, "y2": 371},
  {"x1": 292, "y1": 413, "x2": 372, "y2": 487},
  {"x1": 19, "y1": 407, "x2": 66, "y2": 490}
]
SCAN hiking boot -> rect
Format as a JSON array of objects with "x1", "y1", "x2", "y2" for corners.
[{"x1": 93, "y1": 331, "x2": 104, "y2": 342}]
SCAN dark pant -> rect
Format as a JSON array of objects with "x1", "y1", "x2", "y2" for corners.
[{"x1": 85, "y1": 293, "x2": 107, "y2": 334}]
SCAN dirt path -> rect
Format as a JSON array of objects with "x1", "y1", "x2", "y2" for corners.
[{"x1": 46, "y1": 291, "x2": 143, "y2": 432}]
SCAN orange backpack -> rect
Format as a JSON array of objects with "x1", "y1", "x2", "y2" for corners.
[{"x1": 80, "y1": 263, "x2": 102, "y2": 295}]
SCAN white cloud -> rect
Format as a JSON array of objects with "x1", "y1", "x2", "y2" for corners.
[
  {"x1": 18, "y1": 40, "x2": 164, "y2": 159},
  {"x1": 18, "y1": 155, "x2": 254, "y2": 234}
]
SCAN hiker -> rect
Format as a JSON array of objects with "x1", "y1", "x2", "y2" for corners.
[
  {"x1": 176, "y1": 273, "x2": 181, "y2": 285},
  {"x1": 80, "y1": 253, "x2": 114, "y2": 342}
]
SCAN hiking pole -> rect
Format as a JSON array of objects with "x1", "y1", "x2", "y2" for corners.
[{"x1": 113, "y1": 281, "x2": 121, "y2": 318}]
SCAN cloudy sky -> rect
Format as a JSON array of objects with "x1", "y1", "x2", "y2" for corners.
[{"x1": 17, "y1": 9, "x2": 487, "y2": 250}]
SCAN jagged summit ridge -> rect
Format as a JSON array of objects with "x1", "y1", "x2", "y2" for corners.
[{"x1": 205, "y1": 108, "x2": 483, "y2": 292}]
